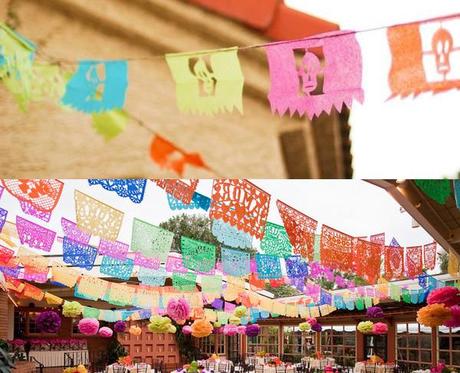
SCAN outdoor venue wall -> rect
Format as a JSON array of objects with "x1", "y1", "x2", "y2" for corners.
[{"x1": 0, "y1": 292, "x2": 10, "y2": 340}]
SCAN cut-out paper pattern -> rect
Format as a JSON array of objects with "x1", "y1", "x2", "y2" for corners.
[
  {"x1": 453, "y1": 180, "x2": 460, "y2": 208},
  {"x1": 16, "y1": 216, "x2": 56, "y2": 252},
  {"x1": 354, "y1": 239, "x2": 382, "y2": 284},
  {"x1": 172, "y1": 272, "x2": 197, "y2": 291},
  {"x1": 255, "y1": 254, "x2": 282, "y2": 279},
  {"x1": 370, "y1": 233, "x2": 385, "y2": 246},
  {"x1": 390, "y1": 237, "x2": 401, "y2": 247},
  {"x1": 260, "y1": 221, "x2": 292, "y2": 258},
  {"x1": 91, "y1": 109, "x2": 129, "y2": 141},
  {"x1": 406, "y1": 245, "x2": 423, "y2": 278},
  {"x1": 106, "y1": 283, "x2": 135, "y2": 306},
  {"x1": 277, "y1": 200, "x2": 317, "y2": 260},
  {"x1": 150, "y1": 136, "x2": 209, "y2": 177},
  {"x1": 155, "y1": 179, "x2": 199, "y2": 205},
  {"x1": 138, "y1": 267, "x2": 167, "y2": 286},
  {"x1": 212, "y1": 219, "x2": 252, "y2": 249},
  {"x1": 0, "y1": 186, "x2": 3, "y2": 199},
  {"x1": 134, "y1": 252, "x2": 161, "y2": 269},
  {"x1": 384, "y1": 245, "x2": 405, "y2": 280},
  {"x1": 166, "y1": 255, "x2": 188, "y2": 273},
  {"x1": 0, "y1": 245, "x2": 14, "y2": 265},
  {"x1": 201, "y1": 275, "x2": 222, "y2": 295},
  {"x1": 388, "y1": 17, "x2": 460, "y2": 97},
  {"x1": 266, "y1": 31, "x2": 364, "y2": 118},
  {"x1": 0, "y1": 209, "x2": 7, "y2": 232},
  {"x1": 51, "y1": 264, "x2": 79, "y2": 288},
  {"x1": 61, "y1": 218, "x2": 91, "y2": 245},
  {"x1": 166, "y1": 47, "x2": 244, "y2": 115},
  {"x1": 75, "y1": 190, "x2": 124, "y2": 241},
  {"x1": 23, "y1": 268, "x2": 48, "y2": 283},
  {"x1": 414, "y1": 179, "x2": 452, "y2": 204},
  {"x1": 19, "y1": 201, "x2": 51, "y2": 222},
  {"x1": 18, "y1": 247, "x2": 49, "y2": 272},
  {"x1": 167, "y1": 191, "x2": 211, "y2": 211},
  {"x1": 209, "y1": 179, "x2": 270, "y2": 240},
  {"x1": 131, "y1": 218, "x2": 174, "y2": 261},
  {"x1": 285, "y1": 256, "x2": 308, "y2": 278},
  {"x1": 62, "y1": 237, "x2": 98, "y2": 270},
  {"x1": 221, "y1": 247, "x2": 250, "y2": 276},
  {"x1": 98, "y1": 239, "x2": 129, "y2": 260},
  {"x1": 423, "y1": 242, "x2": 437, "y2": 270},
  {"x1": 77, "y1": 276, "x2": 108, "y2": 301},
  {"x1": 23, "y1": 283, "x2": 44, "y2": 301},
  {"x1": 320, "y1": 225, "x2": 353, "y2": 272},
  {"x1": 100, "y1": 256, "x2": 134, "y2": 280},
  {"x1": 181, "y1": 236, "x2": 216, "y2": 273},
  {"x1": 88, "y1": 179, "x2": 147, "y2": 204},
  {"x1": 2, "y1": 179, "x2": 63, "y2": 212},
  {"x1": 61, "y1": 60, "x2": 128, "y2": 113}
]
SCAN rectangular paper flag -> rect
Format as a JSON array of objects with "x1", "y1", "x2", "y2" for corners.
[{"x1": 131, "y1": 218, "x2": 173, "y2": 261}]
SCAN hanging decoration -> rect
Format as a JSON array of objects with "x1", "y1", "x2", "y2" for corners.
[
  {"x1": 221, "y1": 247, "x2": 250, "y2": 277},
  {"x1": 98, "y1": 239, "x2": 129, "y2": 260},
  {"x1": 172, "y1": 272, "x2": 197, "y2": 292},
  {"x1": 61, "y1": 60, "x2": 128, "y2": 113},
  {"x1": 133, "y1": 252, "x2": 160, "y2": 269},
  {"x1": 234, "y1": 306, "x2": 247, "y2": 318},
  {"x1": 91, "y1": 109, "x2": 129, "y2": 141},
  {"x1": 74, "y1": 190, "x2": 124, "y2": 241},
  {"x1": 417, "y1": 303, "x2": 452, "y2": 327},
  {"x1": 63, "y1": 237, "x2": 98, "y2": 270},
  {"x1": 201, "y1": 275, "x2": 222, "y2": 296},
  {"x1": 182, "y1": 325, "x2": 192, "y2": 335},
  {"x1": 406, "y1": 245, "x2": 423, "y2": 278},
  {"x1": 167, "y1": 298, "x2": 191, "y2": 324},
  {"x1": 19, "y1": 201, "x2": 51, "y2": 222},
  {"x1": 211, "y1": 219, "x2": 252, "y2": 249},
  {"x1": 129, "y1": 325, "x2": 142, "y2": 336},
  {"x1": 444, "y1": 305, "x2": 460, "y2": 328},
  {"x1": 61, "y1": 218, "x2": 91, "y2": 245},
  {"x1": 372, "y1": 322, "x2": 388, "y2": 335},
  {"x1": 255, "y1": 254, "x2": 282, "y2": 279},
  {"x1": 354, "y1": 239, "x2": 382, "y2": 284},
  {"x1": 366, "y1": 306, "x2": 384, "y2": 319},
  {"x1": 138, "y1": 267, "x2": 167, "y2": 286},
  {"x1": 298, "y1": 322, "x2": 311, "y2": 332},
  {"x1": 78, "y1": 318, "x2": 100, "y2": 336},
  {"x1": 98, "y1": 326, "x2": 114, "y2": 338},
  {"x1": 36, "y1": 310, "x2": 62, "y2": 333},
  {"x1": 62, "y1": 301, "x2": 83, "y2": 318},
  {"x1": 191, "y1": 319, "x2": 213, "y2": 338},
  {"x1": 266, "y1": 30, "x2": 364, "y2": 118},
  {"x1": 165, "y1": 47, "x2": 244, "y2": 115},
  {"x1": 357, "y1": 321, "x2": 374, "y2": 334},
  {"x1": 414, "y1": 180, "x2": 452, "y2": 205},
  {"x1": 237, "y1": 325, "x2": 246, "y2": 335},
  {"x1": 245, "y1": 324, "x2": 261, "y2": 337},
  {"x1": 167, "y1": 192, "x2": 211, "y2": 211},
  {"x1": 0, "y1": 245, "x2": 14, "y2": 266},
  {"x1": 276, "y1": 200, "x2": 317, "y2": 260},
  {"x1": 166, "y1": 255, "x2": 188, "y2": 274},
  {"x1": 0, "y1": 209, "x2": 7, "y2": 232},
  {"x1": 88, "y1": 179, "x2": 147, "y2": 204},
  {"x1": 148, "y1": 315, "x2": 176, "y2": 333},
  {"x1": 100, "y1": 256, "x2": 134, "y2": 281},
  {"x1": 16, "y1": 216, "x2": 56, "y2": 252},
  {"x1": 423, "y1": 242, "x2": 437, "y2": 270},
  {"x1": 209, "y1": 179, "x2": 270, "y2": 240},
  {"x1": 427, "y1": 286, "x2": 460, "y2": 307},
  {"x1": 384, "y1": 245, "x2": 405, "y2": 280},
  {"x1": 320, "y1": 225, "x2": 354, "y2": 272},
  {"x1": 181, "y1": 236, "x2": 216, "y2": 273},
  {"x1": 131, "y1": 218, "x2": 173, "y2": 261},
  {"x1": 51, "y1": 264, "x2": 79, "y2": 288},
  {"x1": 260, "y1": 221, "x2": 292, "y2": 258},
  {"x1": 223, "y1": 324, "x2": 238, "y2": 336}
]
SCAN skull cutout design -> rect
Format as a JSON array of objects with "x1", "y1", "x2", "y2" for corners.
[
  {"x1": 296, "y1": 48, "x2": 323, "y2": 96},
  {"x1": 189, "y1": 56, "x2": 216, "y2": 97},
  {"x1": 432, "y1": 28, "x2": 453, "y2": 77}
]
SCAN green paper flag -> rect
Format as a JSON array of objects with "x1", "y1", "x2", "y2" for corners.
[
  {"x1": 355, "y1": 298, "x2": 365, "y2": 310},
  {"x1": 92, "y1": 109, "x2": 129, "y2": 140},
  {"x1": 166, "y1": 47, "x2": 244, "y2": 115},
  {"x1": 364, "y1": 297, "x2": 373, "y2": 308},
  {"x1": 201, "y1": 275, "x2": 222, "y2": 295},
  {"x1": 172, "y1": 272, "x2": 197, "y2": 292},
  {"x1": 313, "y1": 234, "x2": 321, "y2": 261},
  {"x1": 390, "y1": 284, "x2": 401, "y2": 301},
  {"x1": 260, "y1": 222, "x2": 292, "y2": 257},
  {"x1": 82, "y1": 306, "x2": 100, "y2": 319},
  {"x1": 181, "y1": 236, "x2": 216, "y2": 273},
  {"x1": 415, "y1": 179, "x2": 452, "y2": 205}
]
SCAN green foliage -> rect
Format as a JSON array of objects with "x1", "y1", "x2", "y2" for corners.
[
  {"x1": 264, "y1": 283, "x2": 300, "y2": 298},
  {"x1": 107, "y1": 339, "x2": 127, "y2": 365},
  {"x1": 173, "y1": 322, "x2": 200, "y2": 362},
  {"x1": 438, "y1": 252, "x2": 449, "y2": 273},
  {"x1": 0, "y1": 345, "x2": 14, "y2": 373}
]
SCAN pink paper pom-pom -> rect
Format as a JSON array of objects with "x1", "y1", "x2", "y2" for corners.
[
  {"x1": 167, "y1": 298, "x2": 191, "y2": 323},
  {"x1": 307, "y1": 317, "x2": 318, "y2": 326},
  {"x1": 372, "y1": 322, "x2": 388, "y2": 335},
  {"x1": 444, "y1": 305, "x2": 460, "y2": 328},
  {"x1": 182, "y1": 325, "x2": 192, "y2": 335},
  {"x1": 98, "y1": 326, "x2": 113, "y2": 338},
  {"x1": 78, "y1": 318, "x2": 99, "y2": 336},
  {"x1": 223, "y1": 324, "x2": 238, "y2": 336},
  {"x1": 237, "y1": 325, "x2": 247, "y2": 335},
  {"x1": 427, "y1": 287, "x2": 460, "y2": 308}
]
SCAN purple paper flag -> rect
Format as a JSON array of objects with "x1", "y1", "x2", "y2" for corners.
[
  {"x1": 166, "y1": 255, "x2": 188, "y2": 273},
  {"x1": 61, "y1": 218, "x2": 91, "y2": 245},
  {"x1": 19, "y1": 201, "x2": 52, "y2": 222},
  {"x1": 266, "y1": 31, "x2": 364, "y2": 119},
  {"x1": 211, "y1": 298, "x2": 224, "y2": 310},
  {"x1": 134, "y1": 252, "x2": 161, "y2": 269},
  {"x1": 98, "y1": 239, "x2": 129, "y2": 260},
  {"x1": 16, "y1": 216, "x2": 56, "y2": 252}
]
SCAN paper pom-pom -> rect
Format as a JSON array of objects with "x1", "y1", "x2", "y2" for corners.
[
  {"x1": 237, "y1": 325, "x2": 247, "y2": 335},
  {"x1": 114, "y1": 321, "x2": 126, "y2": 333},
  {"x1": 167, "y1": 298, "x2": 191, "y2": 323},
  {"x1": 245, "y1": 324, "x2": 261, "y2": 337},
  {"x1": 357, "y1": 321, "x2": 374, "y2": 334},
  {"x1": 36, "y1": 310, "x2": 62, "y2": 333},
  {"x1": 191, "y1": 319, "x2": 213, "y2": 338},
  {"x1": 299, "y1": 322, "x2": 311, "y2": 332},
  {"x1": 229, "y1": 315, "x2": 241, "y2": 325},
  {"x1": 427, "y1": 287, "x2": 460, "y2": 308},
  {"x1": 307, "y1": 317, "x2": 317, "y2": 326},
  {"x1": 98, "y1": 326, "x2": 113, "y2": 338},
  {"x1": 372, "y1": 322, "x2": 388, "y2": 335},
  {"x1": 417, "y1": 304, "x2": 452, "y2": 327},
  {"x1": 213, "y1": 321, "x2": 222, "y2": 328},
  {"x1": 223, "y1": 324, "x2": 238, "y2": 336},
  {"x1": 234, "y1": 306, "x2": 247, "y2": 318},
  {"x1": 444, "y1": 305, "x2": 460, "y2": 328},
  {"x1": 311, "y1": 323, "x2": 322, "y2": 332},
  {"x1": 366, "y1": 306, "x2": 384, "y2": 319},
  {"x1": 78, "y1": 318, "x2": 100, "y2": 336},
  {"x1": 212, "y1": 326, "x2": 223, "y2": 334},
  {"x1": 129, "y1": 325, "x2": 142, "y2": 336},
  {"x1": 182, "y1": 325, "x2": 192, "y2": 335},
  {"x1": 148, "y1": 315, "x2": 175, "y2": 333},
  {"x1": 62, "y1": 301, "x2": 83, "y2": 318}
]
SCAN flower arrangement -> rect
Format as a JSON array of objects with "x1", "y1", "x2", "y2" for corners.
[
  {"x1": 357, "y1": 321, "x2": 374, "y2": 334},
  {"x1": 26, "y1": 338, "x2": 86, "y2": 351},
  {"x1": 372, "y1": 322, "x2": 388, "y2": 335},
  {"x1": 62, "y1": 301, "x2": 83, "y2": 318},
  {"x1": 167, "y1": 298, "x2": 191, "y2": 324},
  {"x1": 98, "y1": 327, "x2": 113, "y2": 338},
  {"x1": 8, "y1": 339, "x2": 25, "y2": 353},
  {"x1": 78, "y1": 318, "x2": 99, "y2": 336},
  {"x1": 366, "y1": 306, "x2": 384, "y2": 319},
  {"x1": 190, "y1": 319, "x2": 213, "y2": 338},
  {"x1": 245, "y1": 324, "x2": 261, "y2": 337},
  {"x1": 234, "y1": 306, "x2": 247, "y2": 318},
  {"x1": 63, "y1": 365, "x2": 87, "y2": 373},
  {"x1": 256, "y1": 351, "x2": 266, "y2": 357},
  {"x1": 182, "y1": 325, "x2": 192, "y2": 335},
  {"x1": 368, "y1": 355, "x2": 384, "y2": 364},
  {"x1": 36, "y1": 311, "x2": 62, "y2": 333},
  {"x1": 148, "y1": 315, "x2": 176, "y2": 333},
  {"x1": 427, "y1": 287, "x2": 460, "y2": 308},
  {"x1": 444, "y1": 305, "x2": 460, "y2": 328},
  {"x1": 431, "y1": 361, "x2": 458, "y2": 373},
  {"x1": 114, "y1": 321, "x2": 126, "y2": 333},
  {"x1": 117, "y1": 356, "x2": 132, "y2": 366},
  {"x1": 417, "y1": 304, "x2": 452, "y2": 327},
  {"x1": 223, "y1": 324, "x2": 238, "y2": 336},
  {"x1": 128, "y1": 325, "x2": 142, "y2": 336}
]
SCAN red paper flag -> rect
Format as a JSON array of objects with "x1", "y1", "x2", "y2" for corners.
[
  {"x1": 155, "y1": 179, "x2": 198, "y2": 204},
  {"x1": 354, "y1": 239, "x2": 382, "y2": 284},
  {"x1": 423, "y1": 242, "x2": 437, "y2": 270},
  {"x1": 406, "y1": 245, "x2": 423, "y2": 278},
  {"x1": 384, "y1": 245, "x2": 405, "y2": 280},
  {"x1": 320, "y1": 225, "x2": 354, "y2": 272}
]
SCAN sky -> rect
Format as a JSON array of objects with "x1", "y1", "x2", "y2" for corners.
[{"x1": 286, "y1": 0, "x2": 460, "y2": 178}]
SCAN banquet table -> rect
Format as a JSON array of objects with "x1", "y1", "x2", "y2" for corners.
[
  {"x1": 28, "y1": 350, "x2": 89, "y2": 367},
  {"x1": 354, "y1": 362, "x2": 395, "y2": 373},
  {"x1": 301, "y1": 358, "x2": 336, "y2": 369},
  {"x1": 107, "y1": 363, "x2": 152, "y2": 373},
  {"x1": 260, "y1": 365, "x2": 296, "y2": 373},
  {"x1": 14, "y1": 361, "x2": 36, "y2": 373}
]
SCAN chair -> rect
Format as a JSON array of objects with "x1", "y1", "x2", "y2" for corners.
[
  {"x1": 255, "y1": 366, "x2": 264, "y2": 373},
  {"x1": 365, "y1": 365, "x2": 376, "y2": 373},
  {"x1": 113, "y1": 365, "x2": 126, "y2": 373},
  {"x1": 276, "y1": 367, "x2": 287, "y2": 373},
  {"x1": 135, "y1": 363, "x2": 149, "y2": 373}
]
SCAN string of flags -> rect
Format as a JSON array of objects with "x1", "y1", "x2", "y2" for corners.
[{"x1": 2, "y1": 13, "x2": 460, "y2": 174}]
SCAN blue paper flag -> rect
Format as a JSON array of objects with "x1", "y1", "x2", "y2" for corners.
[
  {"x1": 88, "y1": 179, "x2": 147, "y2": 203},
  {"x1": 334, "y1": 295, "x2": 345, "y2": 309},
  {"x1": 167, "y1": 192, "x2": 211, "y2": 211},
  {"x1": 320, "y1": 289, "x2": 332, "y2": 305},
  {"x1": 100, "y1": 255, "x2": 134, "y2": 280},
  {"x1": 63, "y1": 237, "x2": 97, "y2": 270},
  {"x1": 285, "y1": 256, "x2": 308, "y2": 278},
  {"x1": 61, "y1": 60, "x2": 128, "y2": 112},
  {"x1": 389, "y1": 237, "x2": 400, "y2": 247},
  {"x1": 222, "y1": 247, "x2": 250, "y2": 276},
  {"x1": 454, "y1": 180, "x2": 460, "y2": 209},
  {"x1": 255, "y1": 254, "x2": 282, "y2": 279},
  {"x1": 138, "y1": 267, "x2": 167, "y2": 286},
  {"x1": 0, "y1": 208, "x2": 7, "y2": 232}
]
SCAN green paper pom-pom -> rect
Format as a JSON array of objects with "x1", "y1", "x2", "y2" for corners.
[
  {"x1": 298, "y1": 322, "x2": 311, "y2": 332},
  {"x1": 234, "y1": 305, "x2": 247, "y2": 318},
  {"x1": 229, "y1": 315, "x2": 241, "y2": 325},
  {"x1": 62, "y1": 301, "x2": 83, "y2": 318},
  {"x1": 148, "y1": 315, "x2": 175, "y2": 333},
  {"x1": 357, "y1": 321, "x2": 374, "y2": 334}
]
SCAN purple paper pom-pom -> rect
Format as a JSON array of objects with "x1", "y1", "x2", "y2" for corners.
[
  {"x1": 36, "y1": 310, "x2": 62, "y2": 333},
  {"x1": 311, "y1": 323, "x2": 322, "y2": 332},
  {"x1": 114, "y1": 321, "x2": 126, "y2": 333},
  {"x1": 366, "y1": 306, "x2": 384, "y2": 319},
  {"x1": 245, "y1": 324, "x2": 261, "y2": 337}
]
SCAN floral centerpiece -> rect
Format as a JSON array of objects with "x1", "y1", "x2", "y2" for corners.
[
  {"x1": 368, "y1": 355, "x2": 384, "y2": 364},
  {"x1": 63, "y1": 365, "x2": 87, "y2": 373},
  {"x1": 182, "y1": 361, "x2": 205, "y2": 373},
  {"x1": 8, "y1": 339, "x2": 25, "y2": 353},
  {"x1": 256, "y1": 351, "x2": 266, "y2": 357},
  {"x1": 431, "y1": 362, "x2": 458, "y2": 373},
  {"x1": 267, "y1": 357, "x2": 282, "y2": 367},
  {"x1": 117, "y1": 356, "x2": 133, "y2": 366}
]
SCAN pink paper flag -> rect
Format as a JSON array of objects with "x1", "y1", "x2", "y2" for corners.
[
  {"x1": 224, "y1": 302, "x2": 236, "y2": 313},
  {"x1": 134, "y1": 252, "x2": 161, "y2": 269},
  {"x1": 266, "y1": 31, "x2": 364, "y2": 119},
  {"x1": 16, "y1": 216, "x2": 56, "y2": 252},
  {"x1": 166, "y1": 255, "x2": 188, "y2": 273}
]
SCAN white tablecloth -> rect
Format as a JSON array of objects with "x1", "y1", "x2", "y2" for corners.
[
  {"x1": 302, "y1": 358, "x2": 335, "y2": 369},
  {"x1": 29, "y1": 350, "x2": 89, "y2": 367},
  {"x1": 107, "y1": 364, "x2": 152, "y2": 373},
  {"x1": 260, "y1": 366, "x2": 295, "y2": 373},
  {"x1": 354, "y1": 362, "x2": 395, "y2": 373}
]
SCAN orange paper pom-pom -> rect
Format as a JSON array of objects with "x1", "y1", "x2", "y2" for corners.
[
  {"x1": 190, "y1": 319, "x2": 213, "y2": 338},
  {"x1": 129, "y1": 325, "x2": 142, "y2": 336},
  {"x1": 416, "y1": 304, "x2": 452, "y2": 327}
]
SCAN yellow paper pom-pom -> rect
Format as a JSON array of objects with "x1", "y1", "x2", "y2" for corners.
[
  {"x1": 357, "y1": 321, "x2": 374, "y2": 334},
  {"x1": 234, "y1": 305, "x2": 247, "y2": 318},
  {"x1": 62, "y1": 301, "x2": 83, "y2": 318},
  {"x1": 417, "y1": 304, "x2": 452, "y2": 327},
  {"x1": 229, "y1": 315, "x2": 241, "y2": 325},
  {"x1": 298, "y1": 322, "x2": 311, "y2": 332},
  {"x1": 191, "y1": 319, "x2": 213, "y2": 338},
  {"x1": 129, "y1": 325, "x2": 142, "y2": 336},
  {"x1": 148, "y1": 315, "x2": 175, "y2": 333}
]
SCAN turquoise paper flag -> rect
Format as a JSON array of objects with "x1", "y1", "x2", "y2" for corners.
[{"x1": 166, "y1": 47, "x2": 244, "y2": 115}]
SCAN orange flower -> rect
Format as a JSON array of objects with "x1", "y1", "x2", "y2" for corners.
[
  {"x1": 417, "y1": 304, "x2": 452, "y2": 327},
  {"x1": 190, "y1": 319, "x2": 213, "y2": 338}
]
